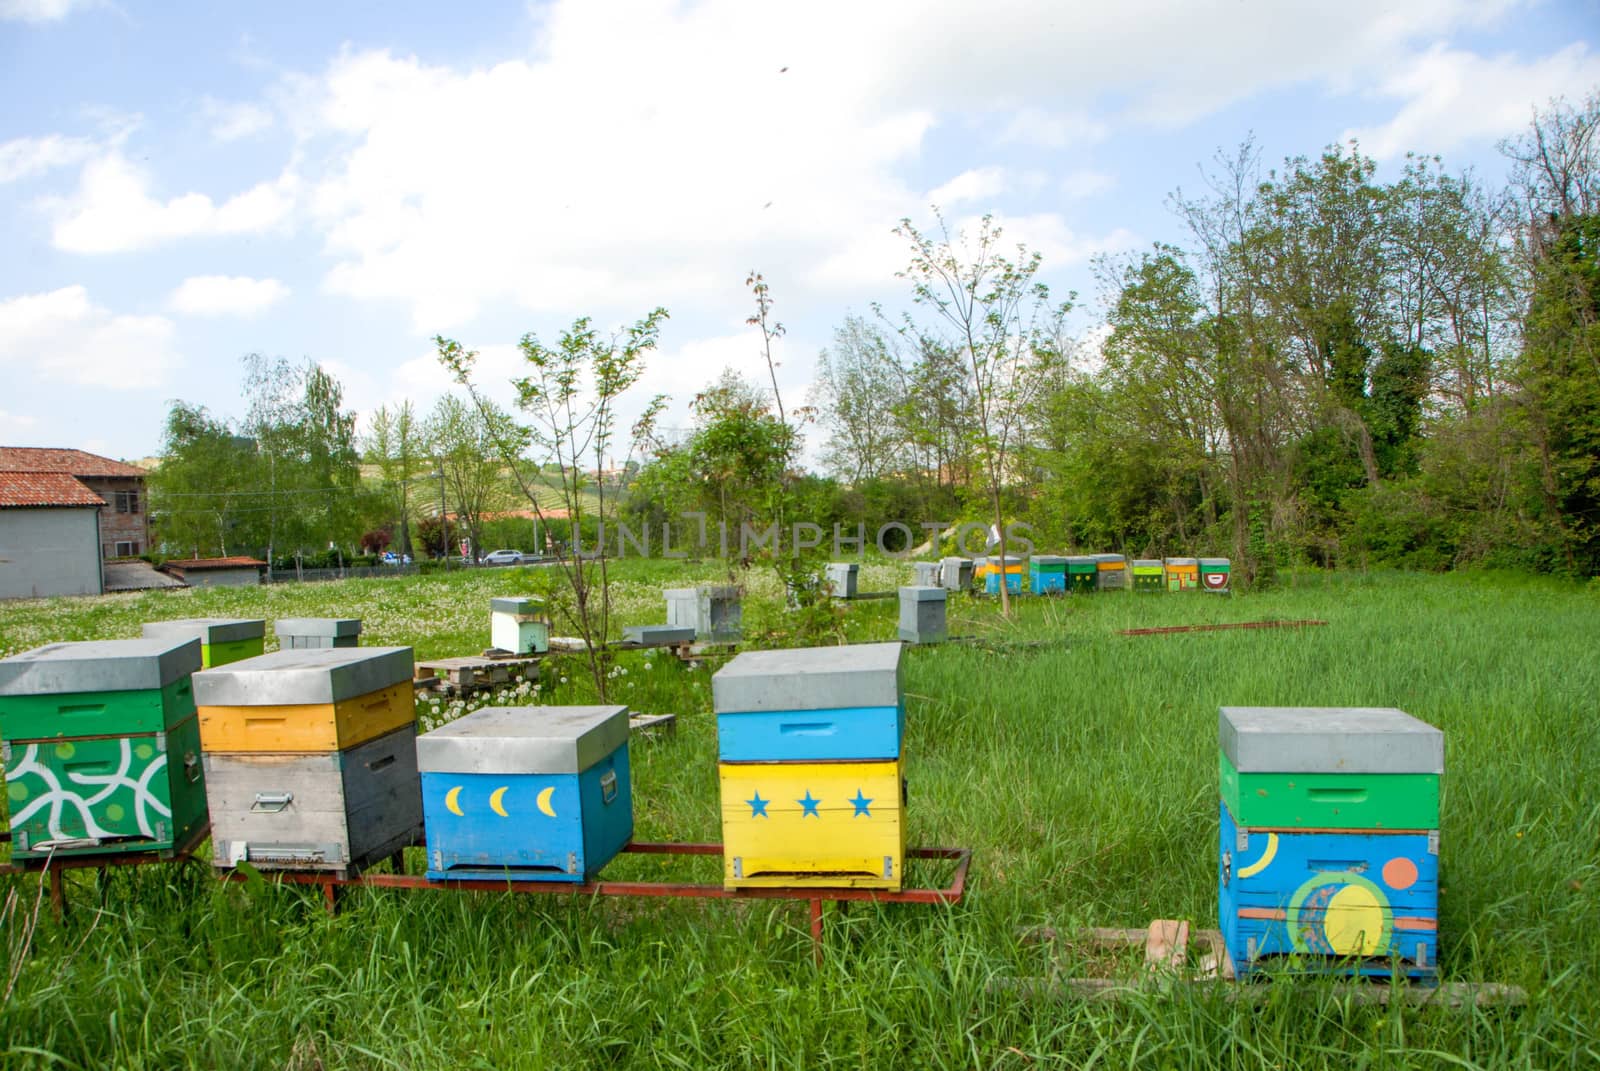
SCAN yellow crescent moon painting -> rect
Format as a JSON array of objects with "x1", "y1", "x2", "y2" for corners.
[
  {"x1": 536, "y1": 786, "x2": 557, "y2": 818},
  {"x1": 1238, "y1": 832, "x2": 1278, "y2": 879},
  {"x1": 445, "y1": 785, "x2": 464, "y2": 817},
  {"x1": 489, "y1": 786, "x2": 509, "y2": 818}
]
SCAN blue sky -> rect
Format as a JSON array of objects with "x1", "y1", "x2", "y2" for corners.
[{"x1": 2, "y1": 0, "x2": 1596, "y2": 464}]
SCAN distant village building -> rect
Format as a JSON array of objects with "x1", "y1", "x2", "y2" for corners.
[
  {"x1": 0, "y1": 447, "x2": 150, "y2": 559},
  {"x1": 0, "y1": 470, "x2": 108, "y2": 599},
  {"x1": 158, "y1": 556, "x2": 267, "y2": 588}
]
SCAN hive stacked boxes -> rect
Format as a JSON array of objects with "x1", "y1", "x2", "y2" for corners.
[
  {"x1": 195, "y1": 647, "x2": 423, "y2": 875},
  {"x1": 1065, "y1": 556, "x2": 1097, "y2": 593},
  {"x1": 1200, "y1": 558, "x2": 1232, "y2": 593},
  {"x1": 1164, "y1": 557, "x2": 1199, "y2": 591},
  {"x1": 1093, "y1": 553, "x2": 1129, "y2": 591},
  {"x1": 897, "y1": 586, "x2": 947, "y2": 644},
  {"x1": 983, "y1": 555, "x2": 1024, "y2": 595},
  {"x1": 142, "y1": 618, "x2": 266, "y2": 667},
  {"x1": 664, "y1": 586, "x2": 742, "y2": 642},
  {"x1": 939, "y1": 557, "x2": 974, "y2": 592},
  {"x1": 713, "y1": 643, "x2": 906, "y2": 890},
  {"x1": 275, "y1": 618, "x2": 362, "y2": 650},
  {"x1": 416, "y1": 705, "x2": 633, "y2": 882},
  {"x1": 1217, "y1": 706, "x2": 1443, "y2": 978},
  {"x1": 825, "y1": 562, "x2": 860, "y2": 599},
  {"x1": 0, "y1": 639, "x2": 209, "y2": 859},
  {"x1": 1131, "y1": 559, "x2": 1165, "y2": 592},
  {"x1": 911, "y1": 561, "x2": 942, "y2": 587},
  {"x1": 1029, "y1": 555, "x2": 1067, "y2": 594},
  {"x1": 489, "y1": 597, "x2": 549, "y2": 655}
]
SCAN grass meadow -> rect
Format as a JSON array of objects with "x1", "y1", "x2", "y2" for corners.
[{"x1": 1, "y1": 563, "x2": 1596, "y2": 1069}]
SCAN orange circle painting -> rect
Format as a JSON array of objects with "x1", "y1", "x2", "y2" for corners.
[{"x1": 1382, "y1": 856, "x2": 1419, "y2": 890}]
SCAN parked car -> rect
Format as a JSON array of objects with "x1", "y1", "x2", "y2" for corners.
[{"x1": 480, "y1": 549, "x2": 525, "y2": 566}]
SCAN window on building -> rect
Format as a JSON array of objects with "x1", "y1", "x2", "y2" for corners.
[
  {"x1": 114, "y1": 541, "x2": 140, "y2": 557},
  {"x1": 115, "y1": 490, "x2": 141, "y2": 513}
]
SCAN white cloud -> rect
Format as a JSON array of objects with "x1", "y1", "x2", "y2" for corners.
[
  {"x1": 0, "y1": 0, "x2": 90, "y2": 22},
  {"x1": 0, "y1": 134, "x2": 97, "y2": 183},
  {"x1": 1060, "y1": 169, "x2": 1115, "y2": 200},
  {"x1": 201, "y1": 98, "x2": 275, "y2": 142},
  {"x1": 1346, "y1": 43, "x2": 1600, "y2": 159},
  {"x1": 0, "y1": 286, "x2": 180, "y2": 387},
  {"x1": 995, "y1": 109, "x2": 1107, "y2": 149},
  {"x1": 48, "y1": 153, "x2": 297, "y2": 253},
  {"x1": 0, "y1": 409, "x2": 39, "y2": 439},
  {"x1": 169, "y1": 275, "x2": 289, "y2": 317},
  {"x1": 928, "y1": 167, "x2": 1011, "y2": 206}
]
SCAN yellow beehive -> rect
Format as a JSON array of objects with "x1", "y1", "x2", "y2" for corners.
[
  {"x1": 719, "y1": 760, "x2": 904, "y2": 890},
  {"x1": 198, "y1": 680, "x2": 415, "y2": 753}
]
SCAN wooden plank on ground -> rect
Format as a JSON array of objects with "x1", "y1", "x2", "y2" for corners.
[{"x1": 1145, "y1": 919, "x2": 1189, "y2": 970}]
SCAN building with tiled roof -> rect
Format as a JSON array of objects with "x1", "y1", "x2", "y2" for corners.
[
  {"x1": 0, "y1": 446, "x2": 149, "y2": 559},
  {"x1": 159, "y1": 556, "x2": 267, "y2": 589}
]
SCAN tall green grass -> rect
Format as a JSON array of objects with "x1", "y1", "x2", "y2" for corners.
[{"x1": 1, "y1": 567, "x2": 1596, "y2": 1068}]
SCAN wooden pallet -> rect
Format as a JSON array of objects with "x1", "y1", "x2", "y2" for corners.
[
  {"x1": 629, "y1": 712, "x2": 677, "y2": 737},
  {"x1": 414, "y1": 655, "x2": 541, "y2": 697},
  {"x1": 998, "y1": 920, "x2": 1527, "y2": 1006}
]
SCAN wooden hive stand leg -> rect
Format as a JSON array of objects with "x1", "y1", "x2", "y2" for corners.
[
  {"x1": 323, "y1": 882, "x2": 340, "y2": 916},
  {"x1": 48, "y1": 867, "x2": 67, "y2": 921}
]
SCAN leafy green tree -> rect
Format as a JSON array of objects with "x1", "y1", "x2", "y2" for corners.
[
  {"x1": 147, "y1": 403, "x2": 260, "y2": 557},
  {"x1": 363, "y1": 401, "x2": 425, "y2": 560}
]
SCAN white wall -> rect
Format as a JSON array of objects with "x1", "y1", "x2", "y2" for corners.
[{"x1": 0, "y1": 508, "x2": 103, "y2": 600}]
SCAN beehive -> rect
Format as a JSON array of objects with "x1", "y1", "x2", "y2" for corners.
[
  {"x1": 1164, "y1": 558, "x2": 1199, "y2": 592},
  {"x1": 714, "y1": 643, "x2": 905, "y2": 890},
  {"x1": 1066, "y1": 556, "x2": 1097, "y2": 593},
  {"x1": 196, "y1": 647, "x2": 421, "y2": 874},
  {"x1": 1217, "y1": 706, "x2": 1442, "y2": 978},
  {"x1": 1200, "y1": 558, "x2": 1232, "y2": 593},
  {"x1": 984, "y1": 555, "x2": 1024, "y2": 595},
  {"x1": 275, "y1": 618, "x2": 362, "y2": 649},
  {"x1": 0, "y1": 638, "x2": 207, "y2": 858},
  {"x1": 911, "y1": 561, "x2": 942, "y2": 587},
  {"x1": 417, "y1": 705, "x2": 632, "y2": 882},
  {"x1": 1093, "y1": 554, "x2": 1128, "y2": 591},
  {"x1": 939, "y1": 557, "x2": 974, "y2": 592},
  {"x1": 664, "y1": 586, "x2": 741, "y2": 642},
  {"x1": 490, "y1": 597, "x2": 549, "y2": 655},
  {"x1": 825, "y1": 562, "x2": 860, "y2": 599},
  {"x1": 1131, "y1": 560, "x2": 1164, "y2": 593},
  {"x1": 142, "y1": 618, "x2": 266, "y2": 667},
  {"x1": 897, "y1": 586, "x2": 947, "y2": 645},
  {"x1": 1029, "y1": 555, "x2": 1067, "y2": 594}
]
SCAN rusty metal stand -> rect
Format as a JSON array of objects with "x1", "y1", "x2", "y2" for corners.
[
  {"x1": 222, "y1": 842, "x2": 972, "y2": 962},
  {"x1": 2, "y1": 822, "x2": 212, "y2": 920}
]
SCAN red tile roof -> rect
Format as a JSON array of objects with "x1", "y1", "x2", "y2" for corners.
[
  {"x1": 160, "y1": 556, "x2": 267, "y2": 571},
  {"x1": 0, "y1": 447, "x2": 147, "y2": 478},
  {"x1": 0, "y1": 471, "x2": 107, "y2": 508}
]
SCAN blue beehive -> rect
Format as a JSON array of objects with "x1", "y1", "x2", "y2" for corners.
[
  {"x1": 416, "y1": 705, "x2": 632, "y2": 882},
  {"x1": 713, "y1": 644, "x2": 903, "y2": 763},
  {"x1": 983, "y1": 556, "x2": 1024, "y2": 595},
  {"x1": 1028, "y1": 555, "x2": 1067, "y2": 594},
  {"x1": 1219, "y1": 803, "x2": 1438, "y2": 977}
]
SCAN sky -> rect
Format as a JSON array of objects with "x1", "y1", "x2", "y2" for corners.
[{"x1": 1, "y1": 0, "x2": 1597, "y2": 465}]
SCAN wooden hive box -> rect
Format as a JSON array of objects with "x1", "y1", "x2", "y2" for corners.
[
  {"x1": 983, "y1": 556, "x2": 1024, "y2": 595},
  {"x1": 142, "y1": 618, "x2": 266, "y2": 667},
  {"x1": 204, "y1": 723, "x2": 422, "y2": 875},
  {"x1": 712, "y1": 642, "x2": 903, "y2": 764},
  {"x1": 719, "y1": 760, "x2": 905, "y2": 890},
  {"x1": 1065, "y1": 556, "x2": 1097, "y2": 593},
  {"x1": 911, "y1": 561, "x2": 941, "y2": 587},
  {"x1": 274, "y1": 617, "x2": 362, "y2": 650},
  {"x1": 1092, "y1": 553, "x2": 1128, "y2": 591},
  {"x1": 195, "y1": 647, "x2": 415, "y2": 753},
  {"x1": 1028, "y1": 556, "x2": 1067, "y2": 594},
  {"x1": 1163, "y1": 557, "x2": 1199, "y2": 591},
  {"x1": 1200, "y1": 557, "x2": 1232, "y2": 593},
  {"x1": 897, "y1": 586, "x2": 947, "y2": 645},
  {"x1": 1217, "y1": 706, "x2": 1443, "y2": 978},
  {"x1": 938, "y1": 557, "x2": 973, "y2": 592},
  {"x1": 1131, "y1": 559, "x2": 1165, "y2": 592},
  {"x1": 489, "y1": 597, "x2": 549, "y2": 655},
  {"x1": 416, "y1": 705, "x2": 632, "y2": 882},
  {"x1": 0, "y1": 638, "x2": 208, "y2": 859},
  {"x1": 824, "y1": 562, "x2": 860, "y2": 599},
  {"x1": 664, "y1": 586, "x2": 741, "y2": 642}
]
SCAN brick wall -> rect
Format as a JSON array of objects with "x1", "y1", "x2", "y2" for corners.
[{"x1": 82, "y1": 475, "x2": 149, "y2": 557}]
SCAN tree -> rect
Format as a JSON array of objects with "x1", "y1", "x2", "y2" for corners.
[
  {"x1": 439, "y1": 308, "x2": 668, "y2": 700},
  {"x1": 147, "y1": 403, "x2": 260, "y2": 557},
  {"x1": 893, "y1": 209, "x2": 1070, "y2": 616},
  {"x1": 363, "y1": 401, "x2": 425, "y2": 560},
  {"x1": 424, "y1": 394, "x2": 519, "y2": 562},
  {"x1": 810, "y1": 316, "x2": 908, "y2": 481}
]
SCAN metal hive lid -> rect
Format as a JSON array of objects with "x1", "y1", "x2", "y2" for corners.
[
  {"x1": 899, "y1": 585, "x2": 946, "y2": 601},
  {"x1": 490, "y1": 597, "x2": 541, "y2": 615},
  {"x1": 274, "y1": 617, "x2": 362, "y2": 638},
  {"x1": 1032, "y1": 555, "x2": 1069, "y2": 565},
  {"x1": 415, "y1": 704, "x2": 630, "y2": 774},
  {"x1": 193, "y1": 646, "x2": 414, "y2": 707},
  {"x1": 0, "y1": 637, "x2": 202, "y2": 695},
  {"x1": 1165, "y1": 557, "x2": 1198, "y2": 566},
  {"x1": 1219, "y1": 706, "x2": 1444, "y2": 774},
  {"x1": 1198, "y1": 558, "x2": 1230, "y2": 567},
  {"x1": 141, "y1": 618, "x2": 265, "y2": 646},
  {"x1": 712, "y1": 642, "x2": 902, "y2": 714}
]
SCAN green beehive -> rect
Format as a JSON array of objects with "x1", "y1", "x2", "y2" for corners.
[
  {"x1": 142, "y1": 618, "x2": 266, "y2": 668},
  {"x1": 1200, "y1": 557, "x2": 1232, "y2": 593},
  {"x1": 1066, "y1": 556, "x2": 1097, "y2": 593},
  {"x1": 0, "y1": 638, "x2": 208, "y2": 858},
  {"x1": 1131, "y1": 559, "x2": 1164, "y2": 592}
]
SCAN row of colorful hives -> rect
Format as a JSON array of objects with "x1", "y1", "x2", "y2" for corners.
[
  {"x1": 0, "y1": 623, "x2": 910, "y2": 892},
  {"x1": 966, "y1": 555, "x2": 1232, "y2": 595}
]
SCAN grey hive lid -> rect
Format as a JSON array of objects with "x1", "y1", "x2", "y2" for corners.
[
  {"x1": 416, "y1": 705, "x2": 629, "y2": 774},
  {"x1": 0, "y1": 637, "x2": 202, "y2": 696},
  {"x1": 1219, "y1": 706, "x2": 1443, "y2": 774},
  {"x1": 193, "y1": 646, "x2": 413, "y2": 707},
  {"x1": 1132, "y1": 559, "x2": 1163, "y2": 568},
  {"x1": 713, "y1": 641, "x2": 902, "y2": 713},
  {"x1": 142, "y1": 618, "x2": 265, "y2": 645},
  {"x1": 1065, "y1": 555, "x2": 1095, "y2": 564},
  {"x1": 662, "y1": 587, "x2": 697, "y2": 599},
  {"x1": 1032, "y1": 555, "x2": 1068, "y2": 565},
  {"x1": 899, "y1": 585, "x2": 946, "y2": 602},
  {"x1": 1199, "y1": 557, "x2": 1230, "y2": 567},
  {"x1": 939, "y1": 556, "x2": 971, "y2": 565},
  {"x1": 274, "y1": 617, "x2": 362, "y2": 638},
  {"x1": 490, "y1": 597, "x2": 541, "y2": 615},
  {"x1": 1092, "y1": 553, "x2": 1126, "y2": 563},
  {"x1": 1165, "y1": 557, "x2": 1198, "y2": 566}
]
